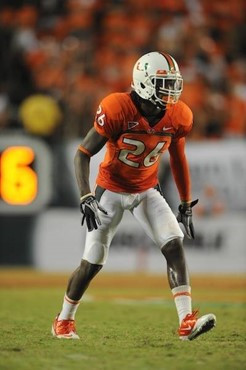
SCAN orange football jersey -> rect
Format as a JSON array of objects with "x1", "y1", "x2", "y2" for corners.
[{"x1": 94, "y1": 92, "x2": 193, "y2": 193}]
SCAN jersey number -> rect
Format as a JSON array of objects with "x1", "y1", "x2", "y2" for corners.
[
  {"x1": 96, "y1": 105, "x2": 105, "y2": 126},
  {"x1": 0, "y1": 146, "x2": 37, "y2": 204},
  {"x1": 118, "y1": 138, "x2": 166, "y2": 168}
]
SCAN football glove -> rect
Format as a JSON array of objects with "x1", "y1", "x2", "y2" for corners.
[
  {"x1": 177, "y1": 199, "x2": 199, "y2": 239},
  {"x1": 80, "y1": 193, "x2": 107, "y2": 232}
]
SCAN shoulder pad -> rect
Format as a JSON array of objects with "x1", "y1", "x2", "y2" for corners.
[{"x1": 100, "y1": 93, "x2": 136, "y2": 122}]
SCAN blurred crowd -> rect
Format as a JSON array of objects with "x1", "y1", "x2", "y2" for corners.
[{"x1": 0, "y1": 0, "x2": 245, "y2": 141}]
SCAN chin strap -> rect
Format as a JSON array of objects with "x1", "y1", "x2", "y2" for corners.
[{"x1": 149, "y1": 96, "x2": 166, "y2": 110}]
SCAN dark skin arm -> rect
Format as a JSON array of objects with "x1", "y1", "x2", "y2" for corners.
[
  {"x1": 74, "y1": 127, "x2": 108, "y2": 197},
  {"x1": 169, "y1": 137, "x2": 198, "y2": 239},
  {"x1": 168, "y1": 137, "x2": 191, "y2": 203}
]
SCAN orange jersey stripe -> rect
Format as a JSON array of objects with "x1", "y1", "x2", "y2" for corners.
[
  {"x1": 173, "y1": 292, "x2": 191, "y2": 299},
  {"x1": 78, "y1": 145, "x2": 92, "y2": 157}
]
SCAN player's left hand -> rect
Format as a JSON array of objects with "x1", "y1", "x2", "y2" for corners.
[
  {"x1": 177, "y1": 199, "x2": 199, "y2": 239},
  {"x1": 80, "y1": 194, "x2": 108, "y2": 232}
]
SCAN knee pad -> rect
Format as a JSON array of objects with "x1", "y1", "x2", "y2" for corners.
[{"x1": 82, "y1": 241, "x2": 109, "y2": 265}]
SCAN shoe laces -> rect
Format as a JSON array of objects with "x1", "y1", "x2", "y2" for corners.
[
  {"x1": 57, "y1": 319, "x2": 76, "y2": 333},
  {"x1": 183, "y1": 309, "x2": 199, "y2": 322}
]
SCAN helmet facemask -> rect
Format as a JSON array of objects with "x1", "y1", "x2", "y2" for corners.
[{"x1": 150, "y1": 74, "x2": 183, "y2": 107}]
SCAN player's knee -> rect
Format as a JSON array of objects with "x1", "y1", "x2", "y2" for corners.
[
  {"x1": 82, "y1": 243, "x2": 109, "y2": 265},
  {"x1": 161, "y1": 237, "x2": 184, "y2": 261}
]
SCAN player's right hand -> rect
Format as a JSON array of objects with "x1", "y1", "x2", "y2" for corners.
[{"x1": 80, "y1": 193, "x2": 107, "y2": 232}]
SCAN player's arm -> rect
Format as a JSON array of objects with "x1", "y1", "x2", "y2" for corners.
[
  {"x1": 168, "y1": 138, "x2": 198, "y2": 239},
  {"x1": 168, "y1": 137, "x2": 191, "y2": 203},
  {"x1": 74, "y1": 127, "x2": 108, "y2": 231},
  {"x1": 74, "y1": 127, "x2": 107, "y2": 197}
]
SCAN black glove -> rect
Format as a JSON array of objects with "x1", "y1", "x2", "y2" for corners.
[
  {"x1": 80, "y1": 193, "x2": 107, "y2": 232},
  {"x1": 177, "y1": 199, "x2": 199, "y2": 239}
]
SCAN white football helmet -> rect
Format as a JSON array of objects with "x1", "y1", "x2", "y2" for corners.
[{"x1": 132, "y1": 51, "x2": 183, "y2": 107}]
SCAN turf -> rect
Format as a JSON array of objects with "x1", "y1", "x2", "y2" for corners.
[{"x1": 0, "y1": 272, "x2": 245, "y2": 370}]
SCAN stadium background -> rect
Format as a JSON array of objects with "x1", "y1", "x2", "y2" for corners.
[{"x1": 0, "y1": 0, "x2": 245, "y2": 275}]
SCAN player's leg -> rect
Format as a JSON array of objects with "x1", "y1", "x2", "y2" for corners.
[
  {"x1": 66, "y1": 260, "x2": 102, "y2": 301},
  {"x1": 161, "y1": 237, "x2": 192, "y2": 327},
  {"x1": 132, "y1": 187, "x2": 216, "y2": 340},
  {"x1": 52, "y1": 260, "x2": 102, "y2": 339},
  {"x1": 161, "y1": 238, "x2": 216, "y2": 340},
  {"x1": 161, "y1": 238, "x2": 189, "y2": 288},
  {"x1": 52, "y1": 188, "x2": 124, "y2": 339},
  {"x1": 132, "y1": 187, "x2": 191, "y2": 319}
]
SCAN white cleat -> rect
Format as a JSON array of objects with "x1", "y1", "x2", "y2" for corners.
[{"x1": 179, "y1": 310, "x2": 216, "y2": 341}]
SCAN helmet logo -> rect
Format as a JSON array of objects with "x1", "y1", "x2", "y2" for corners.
[
  {"x1": 136, "y1": 62, "x2": 149, "y2": 72},
  {"x1": 136, "y1": 62, "x2": 143, "y2": 71}
]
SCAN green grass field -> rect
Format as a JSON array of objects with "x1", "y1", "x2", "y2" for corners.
[{"x1": 0, "y1": 270, "x2": 245, "y2": 370}]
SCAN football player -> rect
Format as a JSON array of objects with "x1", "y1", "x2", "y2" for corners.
[{"x1": 52, "y1": 51, "x2": 216, "y2": 340}]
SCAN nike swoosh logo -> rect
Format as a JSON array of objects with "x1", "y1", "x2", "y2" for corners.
[
  {"x1": 163, "y1": 127, "x2": 172, "y2": 131},
  {"x1": 182, "y1": 325, "x2": 192, "y2": 331}
]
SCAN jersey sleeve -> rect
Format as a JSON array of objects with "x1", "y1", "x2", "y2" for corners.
[
  {"x1": 94, "y1": 93, "x2": 124, "y2": 139},
  {"x1": 172, "y1": 101, "x2": 193, "y2": 141}
]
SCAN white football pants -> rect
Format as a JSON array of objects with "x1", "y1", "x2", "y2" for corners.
[{"x1": 82, "y1": 187, "x2": 184, "y2": 265}]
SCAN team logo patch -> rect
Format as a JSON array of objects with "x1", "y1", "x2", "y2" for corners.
[{"x1": 128, "y1": 121, "x2": 139, "y2": 129}]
